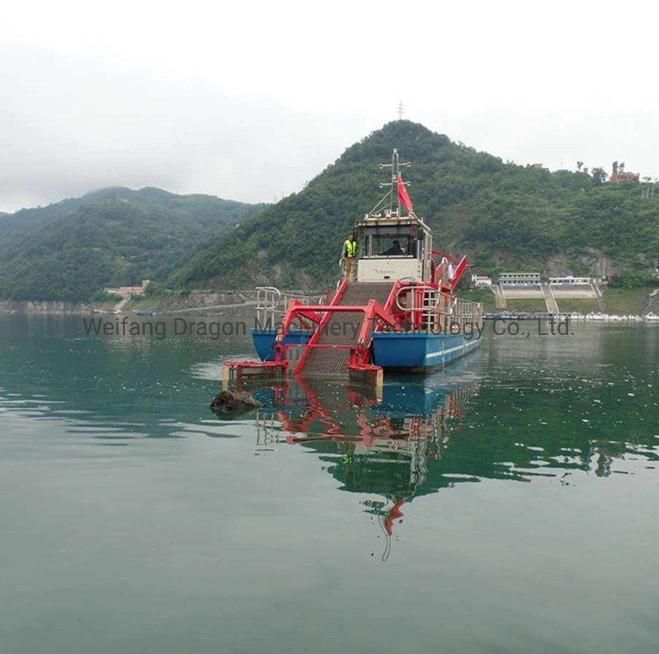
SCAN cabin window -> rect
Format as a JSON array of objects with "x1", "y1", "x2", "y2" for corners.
[{"x1": 360, "y1": 227, "x2": 422, "y2": 259}]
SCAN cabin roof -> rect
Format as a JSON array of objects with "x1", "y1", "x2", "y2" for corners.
[{"x1": 356, "y1": 214, "x2": 431, "y2": 234}]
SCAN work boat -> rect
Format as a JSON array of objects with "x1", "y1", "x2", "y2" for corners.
[{"x1": 224, "y1": 149, "x2": 483, "y2": 391}]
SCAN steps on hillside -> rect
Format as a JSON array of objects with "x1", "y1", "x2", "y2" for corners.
[
  {"x1": 591, "y1": 279, "x2": 605, "y2": 310},
  {"x1": 113, "y1": 297, "x2": 130, "y2": 312},
  {"x1": 491, "y1": 284, "x2": 507, "y2": 309},
  {"x1": 542, "y1": 283, "x2": 560, "y2": 314}
]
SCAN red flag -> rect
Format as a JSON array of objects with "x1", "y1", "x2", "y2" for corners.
[{"x1": 397, "y1": 174, "x2": 414, "y2": 213}]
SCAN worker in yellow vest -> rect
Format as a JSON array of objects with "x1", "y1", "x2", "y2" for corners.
[{"x1": 341, "y1": 234, "x2": 357, "y2": 280}]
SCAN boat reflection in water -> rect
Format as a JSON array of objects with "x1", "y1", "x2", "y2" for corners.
[{"x1": 245, "y1": 366, "x2": 480, "y2": 560}]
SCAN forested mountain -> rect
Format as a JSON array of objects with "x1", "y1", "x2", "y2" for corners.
[
  {"x1": 176, "y1": 121, "x2": 658, "y2": 289},
  {"x1": 3, "y1": 122, "x2": 656, "y2": 301},
  {"x1": 0, "y1": 187, "x2": 262, "y2": 301}
]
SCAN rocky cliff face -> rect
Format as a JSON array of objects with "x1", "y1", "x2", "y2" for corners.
[
  {"x1": 544, "y1": 249, "x2": 623, "y2": 278},
  {"x1": 0, "y1": 300, "x2": 94, "y2": 314}
]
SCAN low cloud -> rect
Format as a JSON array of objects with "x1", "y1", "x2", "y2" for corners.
[{"x1": 0, "y1": 46, "x2": 361, "y2": 212}]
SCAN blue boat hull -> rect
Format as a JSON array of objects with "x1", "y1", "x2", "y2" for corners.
[
  {"x1": 252, "y1": 329, "x2": 311, "y2": 361},
  {"x1": 252, "y1": 329, "x2": 480, "y2": 370},
  {"x1": 371, "y1": 332, "x2": 480, "y2": 370}
]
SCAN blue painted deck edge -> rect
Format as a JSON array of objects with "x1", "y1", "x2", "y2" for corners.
[
  {"x1": 372, "y1": 332, "x2": 481, "y2": 369},
  {"x1": 251, "y1": 329, "x2": 311, "y2": 362},
  {"x1": 253, "y1": 329, "x2": 480, "y2": 369}
]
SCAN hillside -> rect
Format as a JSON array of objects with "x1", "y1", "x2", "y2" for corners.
[
  {"x1": 176, "y1": 121, "x2": 659, "y2": 289},
  {"x1": 0, "y1": 187, "x2": 262, "y2": 301}
]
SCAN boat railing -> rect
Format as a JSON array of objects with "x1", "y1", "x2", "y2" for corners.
[
  {"x1": 394, "y1": 286, "x2": 482, "y2": 333},
  {"x1": 450, "y1": 296, "x2": 483, "y2": 334},
  {"x1": 255, "y1": 286, "x2": 325, "y2": 329},
  {"x1": 255, "y1": 287, "x2": 281, "y2": 328}
]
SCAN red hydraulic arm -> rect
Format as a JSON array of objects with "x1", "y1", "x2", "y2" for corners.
[{"x1": 448, "y1": 255, "x2": 470, "y2": 292}]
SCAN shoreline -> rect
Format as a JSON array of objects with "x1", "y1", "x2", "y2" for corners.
[
  {"x1": 0, "y1": 300, "x2": 96, "y2": 315},
  {"x1": 0, "y1": 289, "x2": 317, "y2": 316},
  {"x1": 0, "y1": 286, "x2": 655, "y2": 317},
  {"x1": 1, "y1": 305, "x2": 657, "y2": 322}
]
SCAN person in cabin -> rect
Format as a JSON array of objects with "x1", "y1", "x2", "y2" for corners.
[
  {"x1": 341, "y1": 233, "x2": 358, "y2": 280},
  {"x1": 382, "y1": 240, "x2": 404, "y2": 256}
]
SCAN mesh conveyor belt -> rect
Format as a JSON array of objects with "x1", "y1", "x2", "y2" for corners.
[{"x1": 301, "y1": 282, "x2": 394, "y2": 376}]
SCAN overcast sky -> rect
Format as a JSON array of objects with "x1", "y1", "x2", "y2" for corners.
[{"x1": 2, "y1": 0, "x2": 658, "y2": 212}]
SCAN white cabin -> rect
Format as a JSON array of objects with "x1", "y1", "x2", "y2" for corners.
[{"x1": 355, "y1": 214, "x2": 433, "y2": 283}]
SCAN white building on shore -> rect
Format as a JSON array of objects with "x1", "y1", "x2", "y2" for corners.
[{"x1": 471, "y1": 275, "x2": 493, "y2": 288}]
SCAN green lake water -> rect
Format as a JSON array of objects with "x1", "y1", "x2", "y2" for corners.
[{"x1": 0, "y1": 315, "x2": 657, "y2": 653}]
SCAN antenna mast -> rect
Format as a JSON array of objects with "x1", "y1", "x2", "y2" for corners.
[{"x1": 378, "y1": 149, "x2": 411, "y2": 217}]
